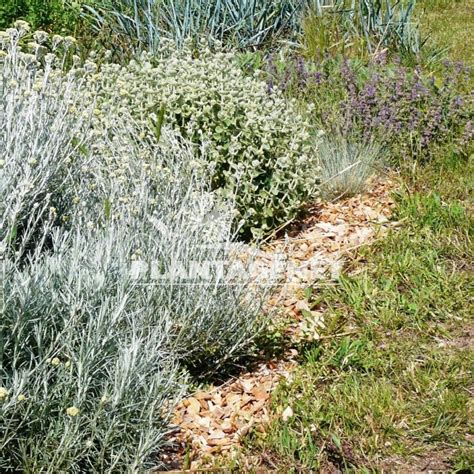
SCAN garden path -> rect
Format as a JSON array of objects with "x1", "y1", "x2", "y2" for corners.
[{"x1": 159, "y1": 176, "x2": 397, "y2": 471}]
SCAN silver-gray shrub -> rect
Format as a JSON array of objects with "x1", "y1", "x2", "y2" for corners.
[
  {"x1": 0, "y1": 25, "x2": 95, "y2": 263},
  {"x1": 0, "y1": 24, "x2": 265, "y2": 471},
  {"x1": 71, "y1": 126, "x2": 266, "y2": 370},
  {"x1": 1, "y1": 236, "x2": 185, "y2": 471}
]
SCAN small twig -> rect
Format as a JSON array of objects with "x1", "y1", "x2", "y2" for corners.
[
  {"x1": 260, "y1": 217, "x2": 296, "y2": 245},
  {"x1": 318, "y1": 330, "x2": 358, "y2": 340}
]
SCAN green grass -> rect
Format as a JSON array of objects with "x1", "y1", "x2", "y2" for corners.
[
  {"x1": 242, "y1": 152, "x2": 473, "y2": 471},
  {"x1": 418, "y1": 0, "x2": 474, "y2": 65}
]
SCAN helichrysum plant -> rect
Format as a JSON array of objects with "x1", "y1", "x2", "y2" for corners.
[
  {"x1": 0, "y1": 24, "x2": 266, "y2": 472},
  {"x1": 0, "y1": 23, "x2": 92, "y2": 263}
]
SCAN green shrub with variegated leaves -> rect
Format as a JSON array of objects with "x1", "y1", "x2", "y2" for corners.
[{"x1": 91, "y1": 43, "x2": 321, "y2": 239}]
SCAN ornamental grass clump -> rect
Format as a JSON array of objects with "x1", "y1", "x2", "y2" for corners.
[
  {"x1": 91, "y1": 44, "x2": 321, "y2": 239},
  {"x1": 85, "y1": 0, "x2": 313, "y2": 51},
  {"x1": 319, "y1": 134, "x2": 381, "y2": 200},
  {"x1": 304, "y1": 0, "x2": 427, "y2": 61},
  {"x1": 1, "y1": 25, "x2": 265, "y2": 471}
]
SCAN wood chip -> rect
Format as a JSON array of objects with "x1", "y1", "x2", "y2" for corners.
[
  {"x1": 208, "y1": 430, "x2": 225, "y2": 440},
  {"x1": 221, "y1": 419, "x2": 234, "y2": 433},
  {"x1": 251, "y1": 385, "x2": 269, "y2": 401},
  {"x1": 187, "y1": 397, "x2": 201, "y2": 416},
  {"x1": 207, "y1": 437, "x2": 230, "y2": 447}
]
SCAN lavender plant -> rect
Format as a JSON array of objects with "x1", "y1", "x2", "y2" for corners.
[
  {"x1": 266, "y1": 53, "x2": 473, "y2": 162},
  {"x1": 0, "y1": 24, "x2": 266, "y2": 471}
]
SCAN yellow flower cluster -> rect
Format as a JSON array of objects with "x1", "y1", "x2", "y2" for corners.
[
  {"x1": 66, "y1": 406, "x2": 80, "y2": 417},
  {"x1": 0, "y1": 388, "x2": 27, "y2": 402}
]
